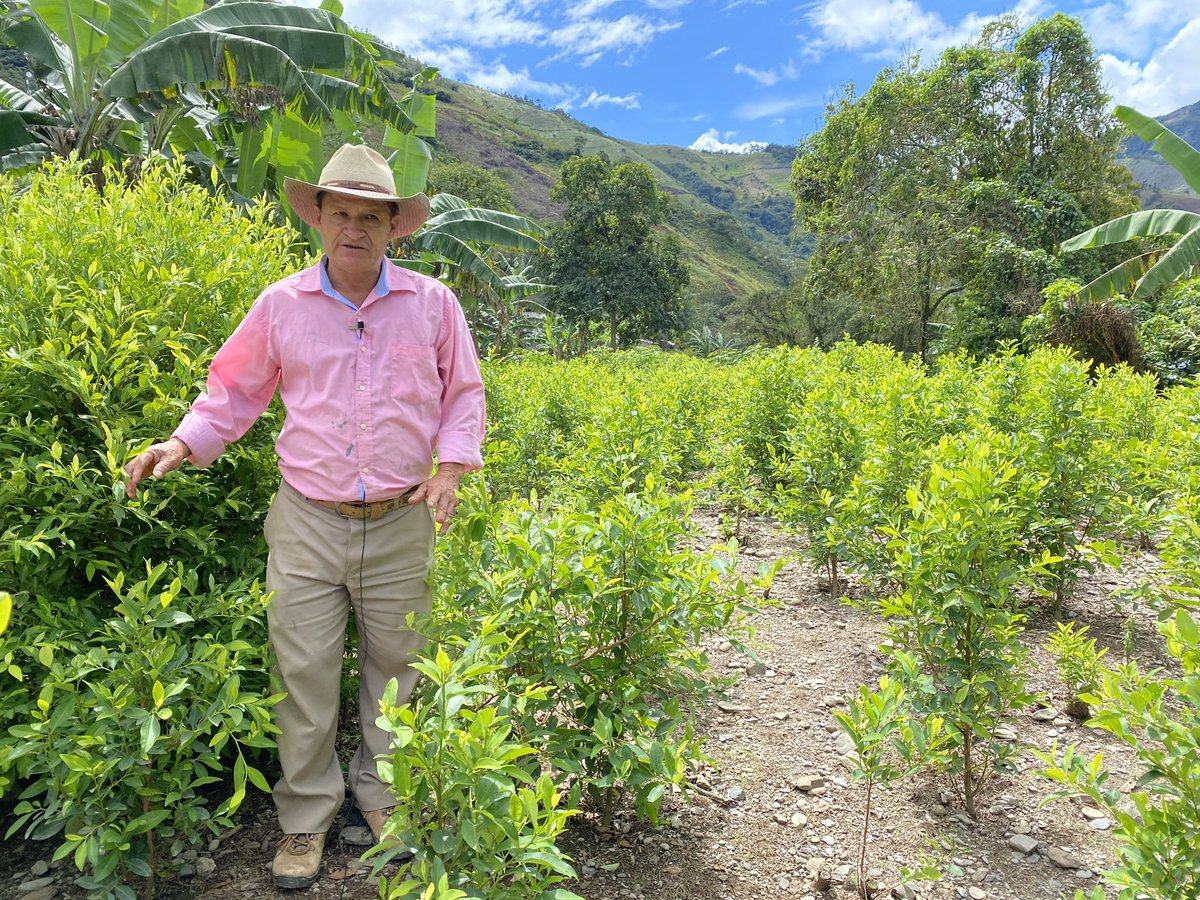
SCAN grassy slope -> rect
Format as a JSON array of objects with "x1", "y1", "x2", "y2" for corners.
[{"x1": 426, "y1": 77, "x2": 803, "y2": 305}]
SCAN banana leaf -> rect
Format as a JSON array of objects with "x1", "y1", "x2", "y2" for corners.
[
  {"x1": 1062, "y1": 209, "x2": 1200, "y2": 251},
  {"x1": 422, "y1": 208, "x2": 545, "y2": 252},
  {"x1": 1073, "y1": 251, "x2": 1165, "y2": 303},
  {"x1": 1133, "y1": 227, "x2": 1200, "y2": 298},
  {"x1": 1117, "y1": 106, "x2": 1200, "y2": 196},
  {"x1": 0, "y1": 109, "x2": 60, "y2": 153}
]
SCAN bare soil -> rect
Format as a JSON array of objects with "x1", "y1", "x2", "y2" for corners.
[{"x1": 1, "y1": 509, "x2": 1170, "y2": 900}]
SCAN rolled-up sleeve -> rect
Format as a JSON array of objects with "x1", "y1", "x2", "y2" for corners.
[
  {"x1": 433, "y1": 289, "x2": 486, "y2": 470},
  {"x1": 172, "y1": 298, "x2": 279, "y2": 468}
]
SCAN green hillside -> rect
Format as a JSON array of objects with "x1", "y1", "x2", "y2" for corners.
[{"x1": 422, "y1": 76, "x2": 803, "y2": 309}]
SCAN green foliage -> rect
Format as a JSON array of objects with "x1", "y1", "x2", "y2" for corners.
[
  {"x1": 792, "y1": 14, "x2": 1136, "y2": 360},
  {"x1": 430, "y1": 481, "x2": 754, "y2": 827},
  {"x1": 374, "y1": 623, "x2": 580, "y2": 900},
  {"x1": 1037, "y1": 455, "x2": 1200, "y2": 899},
  {"x1": 834, "y1": 675, "x2": 949, "y2": 896},
  {"x1": 427, "y1": 161, "x2": 516, "y2": 212},
  {"x1": 0, "y1": 158, "x2": 294, "y2": 605},
  {"x1": 880, "y1": 435, "x2": 1045, "y2": 817},
  {"x1": 546, "y1": 155, "x2": 690, "y2": 349},
  {"x1": 1061, "y1": 107, "x2": 1200, "y2": 302},
  {"x1": 774, "y1": 370, "x2": 864, "y2": 591},
  {"x1": 1046, "y1": 622, "x2": 1108, "y2": 710},
  {"x1": 0, "y1": 0, "x2": 425, "y2": 200},
  {"x1": 0, "y1": 563, "x2": 280, "y2": 897},
  {"x1": 0, "y1": 157, "x2": 296, "y2": 892},
  {"x1": 1037, "y1": 609, "x2": 1200, "y2": 898},
  {"x1": 1137, "y1": 277, "x2": 1200, "y2": 385}
]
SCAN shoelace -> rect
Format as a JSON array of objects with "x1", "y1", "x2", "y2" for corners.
[{"x1": 278, "y1": 833, "x2": 319, "y2": 855}]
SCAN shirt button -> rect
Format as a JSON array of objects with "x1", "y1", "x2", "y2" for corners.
[
  {"x1": 359, "y1": 423, "x2": 367, "y2": 430},
  {"x1": 360, "y1": 345, "x2": 367, "y2": 352},
  {"x1": 361, "y1": 467, "x2": 369, "y2": 474},
  {"x1": 358, "y1": 384, "x2": 366, "y2": 391}
]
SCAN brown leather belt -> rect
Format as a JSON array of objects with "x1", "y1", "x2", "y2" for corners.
[{"x1": 306, "y1": 486, "x2": 420, "y2": 520}]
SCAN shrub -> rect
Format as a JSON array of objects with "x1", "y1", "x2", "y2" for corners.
[
  {"x1": 374, "y1": 623, "x2": 580, "y2": 900},
  {"x1": 1045, "y1": 622, "x2": 1108, "y2": 718},
  {"x1": 430, "y1": 481, "x2": 754, "y2": 827},
  {"x1": 0, "y1": 563, "x2": 279, "y2": 898},
  {"x1": 0, "y1": 157, "x2": 297, "y2": 609},
  {"x1": 880, "y1": 435, "x2": 1046, "y2": 818},
  {"x1": 0, "y1": 157, "x2": 299, "y2": 893}
]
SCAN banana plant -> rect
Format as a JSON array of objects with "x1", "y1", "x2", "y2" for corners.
[
  {"x1": 396, "y1": 192, "x2": 547, "y2": 298},
  {"x1": 1061, "y1": 106, "x2": 1200, "y2": 300},
  {"x1": 0, "y1": 0, "x2": 429, "y2": 189}
]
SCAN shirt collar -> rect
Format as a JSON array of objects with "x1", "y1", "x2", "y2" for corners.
[
  {"x1": 294, "y1": 257, "x2": 415, "y2": 304},
  {"x1": 318, "y1": 256, "x2": 388, "y2": 303}
]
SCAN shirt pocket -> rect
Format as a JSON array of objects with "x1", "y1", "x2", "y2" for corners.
[{"x1": 386, "y1": 343, "x2": 441, "y2": 410}]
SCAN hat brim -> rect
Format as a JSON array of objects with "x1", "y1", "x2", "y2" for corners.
[{"x1": 284, "y1": 177, "x2": 430, "y2": 239}]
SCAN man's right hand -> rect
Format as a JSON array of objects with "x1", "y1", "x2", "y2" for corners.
[{"x1": 124, "y1": 437, "x2": 190, "y2": 498}]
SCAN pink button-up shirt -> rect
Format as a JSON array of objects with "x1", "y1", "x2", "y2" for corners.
[{"x1": 173, "y1": 258, "x2": 485, "y2": 502}]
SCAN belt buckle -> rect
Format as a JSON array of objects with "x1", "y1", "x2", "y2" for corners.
[{"x1": 334, "y1": 501, "x2": 367, "y2": 520}]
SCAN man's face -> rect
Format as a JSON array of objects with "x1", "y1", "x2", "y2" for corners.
[{"x1": 316, "y1": 193, "x2": 400, "y2": 273}]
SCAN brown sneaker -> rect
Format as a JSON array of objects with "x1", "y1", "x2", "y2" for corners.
[{"x1": 272, "y1": 832, "x2": 326, "y2": 889}]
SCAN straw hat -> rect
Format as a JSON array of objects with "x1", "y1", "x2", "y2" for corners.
[{"x1": 284, "y1": 144, "x2": 430, "y2": 238}]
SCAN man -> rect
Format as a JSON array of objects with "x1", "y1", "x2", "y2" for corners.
[{"x1": 124, "y1": 144, "x2": 485, "y2": 888}]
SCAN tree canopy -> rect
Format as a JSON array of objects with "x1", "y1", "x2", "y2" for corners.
[
  {"x1": 791, "y1": 13, "x2": 1137, "y2": 360},
  {"x1": 427, "y1": 161, "x2": 516, "y2": 212},
  {"x1": 546, "y1": 155, "x2": 689, "y2": 349}
]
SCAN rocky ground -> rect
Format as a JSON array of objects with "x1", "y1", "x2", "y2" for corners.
[{"x1": 0, "y1": 510, "x2": 1171, "y2": 900}]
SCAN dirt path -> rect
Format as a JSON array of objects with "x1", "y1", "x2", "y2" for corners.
[{"x1": 1, "y1": 511, "x2": 1166, "y2": 900}]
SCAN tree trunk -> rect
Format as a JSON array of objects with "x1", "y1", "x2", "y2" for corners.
[{"x1": 610, "y1": 309, "x2": 619, "y2": 350}]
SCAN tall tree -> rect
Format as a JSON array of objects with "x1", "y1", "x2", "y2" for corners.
[
  {"x1": 546, "y1": 155, "x2": 689, "y2": 350},
  {"x1": 791, "y1": 14, "x2": 1137, "y2": 360}
]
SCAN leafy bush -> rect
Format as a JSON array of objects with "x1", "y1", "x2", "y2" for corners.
[
  {"x1": 1046, "y1": 622, "x2": 1108, "y2": 718},
  {"x1": 0, "y1": 158, "x2": 296, "y2": 607},
  {"x1": 1038, "y1": 605, "x2": 1200, "y2": 899},
  {"x1": 0, "y1": 158, "x2": 299, "y2": 892},
  {"x1": 431, "y1": 481, "x2": 753, "y2": 827},
  {"x1": 375, "y1": 623, "x2": 580, "y2": 900},
  {"x1": 0, "y1": 564, "x2": 279, "y2": 897},
  {"x1": 880, "y1": 435, "x2": 1046, "y2": 818}
]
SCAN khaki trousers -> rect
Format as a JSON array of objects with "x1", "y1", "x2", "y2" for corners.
[{"x1": 264, "y1": 480, "x2": 434, "y2": 834}]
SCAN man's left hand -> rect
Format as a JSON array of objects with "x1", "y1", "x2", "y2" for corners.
[{"x1": 409, "y1": 462, "x2": 466, "y2": 526}]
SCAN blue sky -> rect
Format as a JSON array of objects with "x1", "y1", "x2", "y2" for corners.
[{"x1": 317, "y1": 0, "x2": 1200, "y2": 152}]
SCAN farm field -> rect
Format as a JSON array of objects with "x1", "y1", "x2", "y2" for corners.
[
  {"x1": 2, "y1": 163, "x2": 1199, "y2": 900},
  {"x1": 0, "y1": 515, "x2": 1170, "y2": 900}
]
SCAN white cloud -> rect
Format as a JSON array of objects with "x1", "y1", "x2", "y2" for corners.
[
  {"x1": 467, "y1": 63, "x2": 573, "y2": 97},
  {"x1": 735, "y1": 63, "x2": 780, "y2": 86},
  {"x1": 581, "y1": 91, "x2": 642, "y2": 109},
  {"x1": 549, "y1": 13, "x2": 682, "y2": 66},
  {"x1": 735, "y1": 94, "x2": 820, "y2": 120},
  {"x1": 336, "y1": 0, "x2": 681, "y2": 71},
  {"x1": 734, "y1": 60, "x2": 798, "y2": 86},
  {"x1": 689, "y1": 127, "x2": 768, "y2": 153},
  {"x1": 801, "y1": 0, "x2": 1046, "y2": 62},
  {"x1": 1081, "y1": 2, "x2": 1197, "y2": 58},
  {"x1": 567, "y1": 0, "x2": 620, "y2": 21},
  {"x1": 707, "y1": 46, "x2": 729, "y2": 59},
  {"x1": 1100, "y1": 17, "x2": 1200, "y2": 116},
  {"x1": 342, "y1": 0, "x2": 545, "y2": 54}
]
